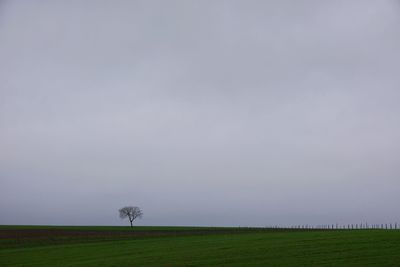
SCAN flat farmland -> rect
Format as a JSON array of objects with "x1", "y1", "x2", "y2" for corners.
[{"x1": 1, "y1": 226, "x2": 400, "y2": 266}]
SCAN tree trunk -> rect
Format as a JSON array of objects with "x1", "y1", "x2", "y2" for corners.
[{"x1": 130, "y1": 220, "x2": 133, "y2": 228}]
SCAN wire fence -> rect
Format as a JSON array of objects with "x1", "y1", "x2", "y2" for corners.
[{"x1": 264, "y1": 223, "x2": 399, "y2": 230}]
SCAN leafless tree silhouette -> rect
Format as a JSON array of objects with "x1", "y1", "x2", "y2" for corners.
[{"x1": 119, "y1": 206, "x2": 143, "y2": 228}]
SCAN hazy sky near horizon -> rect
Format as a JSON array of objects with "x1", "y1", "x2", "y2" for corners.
[{"x1": 1, "y1": 0, "x2": 400, "y2": 227}]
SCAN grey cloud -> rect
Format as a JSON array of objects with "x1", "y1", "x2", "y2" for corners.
[{"x1": 1, "y1": 0, "x2": 400, "y2": 226}]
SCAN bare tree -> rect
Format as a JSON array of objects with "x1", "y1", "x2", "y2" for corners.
[{"x1": 119, "y1": 206, "x2": 143, "y2": 228}]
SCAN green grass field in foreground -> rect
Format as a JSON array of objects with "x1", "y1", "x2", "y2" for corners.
[{"x1": 1, "y1": 226, "x2": 400, "y2": 266}]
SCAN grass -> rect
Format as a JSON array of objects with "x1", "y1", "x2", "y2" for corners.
[
  {"x1": 0, "y1": 225, "x2": 217, "y2": 231},
  {"x1": 1, "y1": 226, "x2": 400, "y2": 266}
]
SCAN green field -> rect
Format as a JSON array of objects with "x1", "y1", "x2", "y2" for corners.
[{"x1": 1, "y1": 226, "x2": 399, "y2": 266}]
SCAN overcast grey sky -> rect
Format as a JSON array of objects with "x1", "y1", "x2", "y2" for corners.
[{"x1": 1, "y1": 0, "x2": 400, "y2": 227}]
